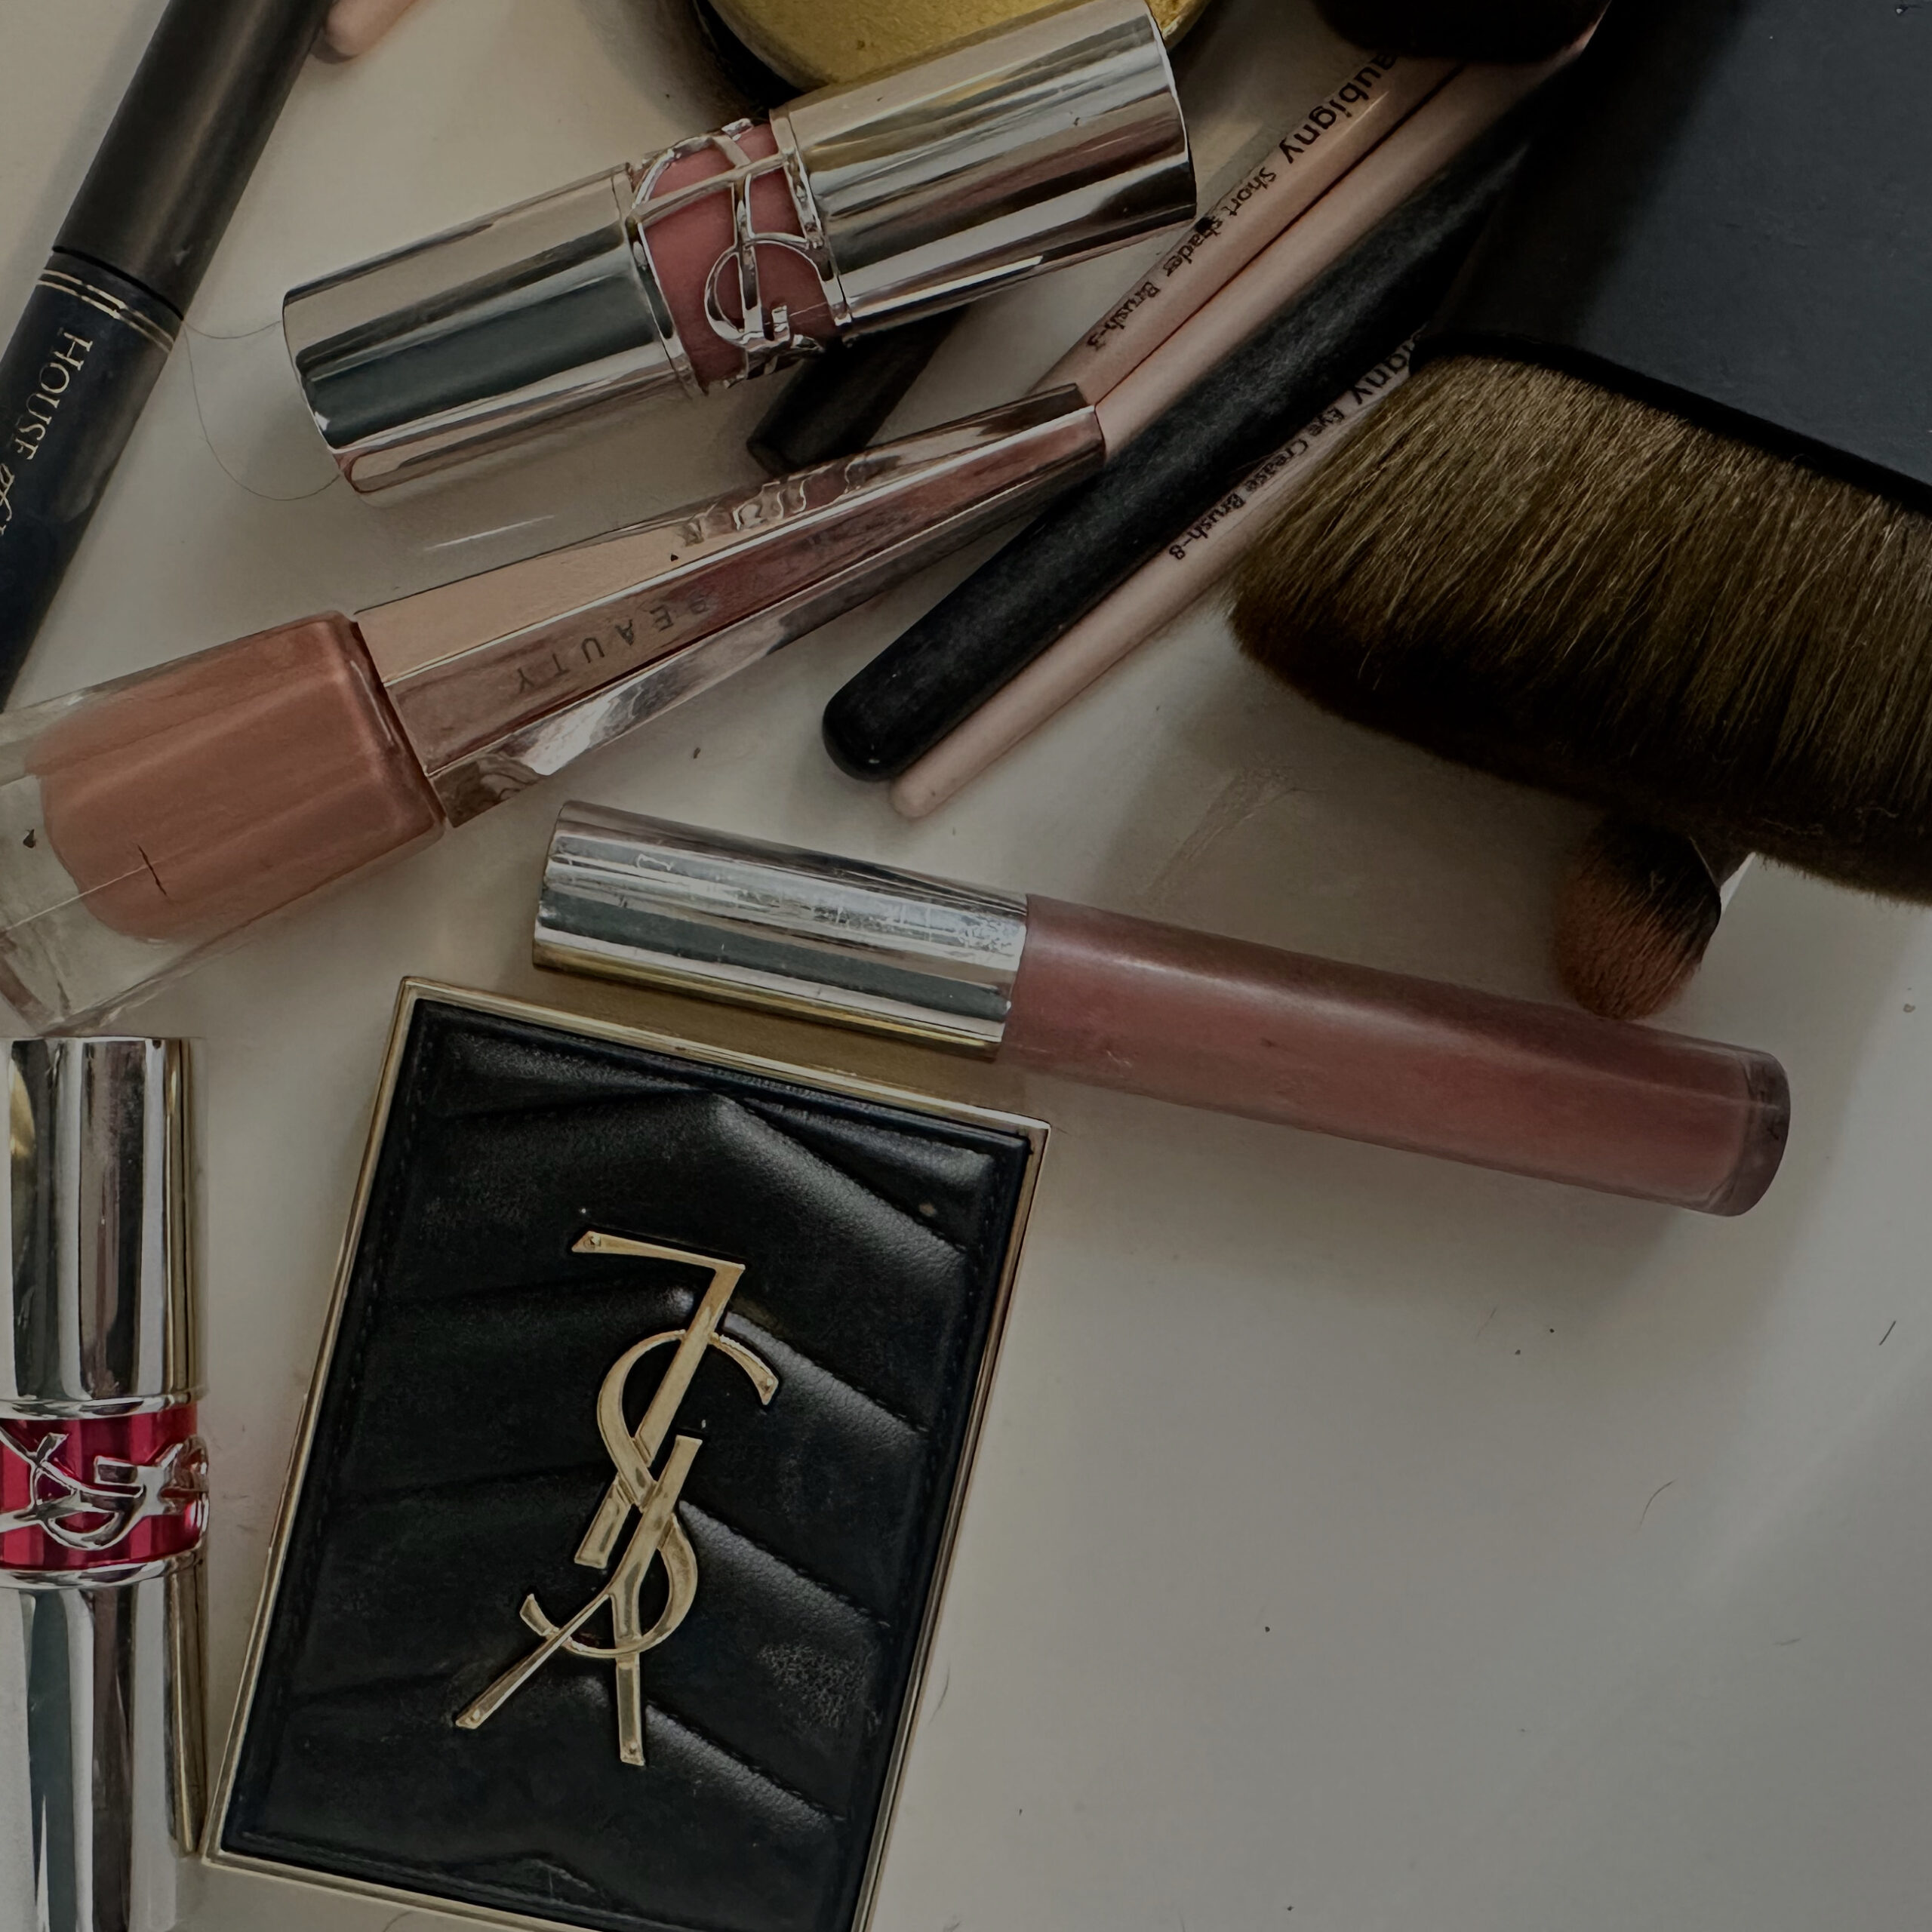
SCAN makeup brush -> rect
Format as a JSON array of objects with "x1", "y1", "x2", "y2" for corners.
[
  {"x1": 823, "y1": 74, "x2": 1558, "y2": 780},
  {"x1": 1315, "y1": 0, "x2": 1605, "y2": 61},
  {"x1": 890, "y1": 341, "x2": 1414, "y2": 818},
  {"x1": 1232, "y1": 0, "x2": 1932, "y2": 906},
  {"x1": 1554, "y1": 821, "x2": 1750, "y2": 1023}
]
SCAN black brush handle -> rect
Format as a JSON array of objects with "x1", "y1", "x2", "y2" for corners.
[
  {"x1": 821, "y1": 116, "x2": 1533, "y2": 782},
  {"x1": 747, "y1": 312, "x2": 960, "y2": 475}
]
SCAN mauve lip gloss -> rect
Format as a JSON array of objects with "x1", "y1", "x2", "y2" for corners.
[
  {"x1": 0, "y1": 386, "x2": 1100, "y2": 1034},
  {"x1": 281, "y1": 0, "x2": 1195, "y2": 492},
  {"x1": 533, "y1": 804, "x2": 1790, "y2": 1215}
]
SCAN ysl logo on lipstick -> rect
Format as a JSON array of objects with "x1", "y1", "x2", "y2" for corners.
[
  {"x1": 455, "y1": 1232, "x2": 778, "y2": 1766},
  {"x1": 0, "y1": 1423, "x2": 207, "y2": 1555}
]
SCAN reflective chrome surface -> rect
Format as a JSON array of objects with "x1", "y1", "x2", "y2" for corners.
[
  {"x1": 282, "y1": 0, "x2": 1187, "y2": 494},
  {"x1": 778, "y1": 0, "x2": 1192, "y2": 329},
  {"x1": 0, "y1": 1561, "x2": 206, "y2": 1932},
  {"x1": 4, "y1": 1040, "x2": 194, "y2": 1413},
  {"x1": 537, "y1": 803, "x2": 1030, "y2": 1052},
  {"x1": 2, "y1": 1038, "x2": 204, "y2": 1932},
  {"x1": 357, "y1": 386, "x2": 1103, "y2": 826},
  {"x1": 284, "y1": 167, "x2": 689, "y2": 494}
]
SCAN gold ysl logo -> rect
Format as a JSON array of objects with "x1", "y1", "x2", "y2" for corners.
[{"x1": 455, "y1": 1232, "x2": 777, "y2": 1765}]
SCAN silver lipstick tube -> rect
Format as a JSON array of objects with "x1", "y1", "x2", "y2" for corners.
[
  {"x1": 0, "y1": 1038, "x2": 205, "y2": 1932},
  {"x1": 283, "y1": 0, "x2": 1190, "y2": 491}
]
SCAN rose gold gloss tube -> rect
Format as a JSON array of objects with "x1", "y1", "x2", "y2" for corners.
[{"x1": 534, "y1": 804, "x2": 1789, "y2": 1214}]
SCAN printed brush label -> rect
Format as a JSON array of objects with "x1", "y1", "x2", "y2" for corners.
[{"x1": 1084, "y1": 55, "x2": 1406, "y2": 352}]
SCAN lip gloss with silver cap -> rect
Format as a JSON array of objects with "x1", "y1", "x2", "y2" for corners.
[
  {"x1": 534, "y1": 803, "x2": 1792, "y2": 1214},
  {"x1": 1, "y1": 1036, "x2": 206, "y2": 1932},
  {"x1": 281, "y1": 0, "x2": 1193, "y2": 492}
]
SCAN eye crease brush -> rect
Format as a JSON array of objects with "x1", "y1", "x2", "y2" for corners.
[{"x1": 821, "y1": 81, "x2": 1551, "y2": 782}]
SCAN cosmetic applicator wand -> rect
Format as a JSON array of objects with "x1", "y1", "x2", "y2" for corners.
[
  {"x1": 533, "y1": 803, "x2": 1791, "y2": 1216},
  {"x1": 0, "y1": 0, "x2": 341, "y2": 702}
]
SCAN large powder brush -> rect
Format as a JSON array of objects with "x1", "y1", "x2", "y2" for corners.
[{"x1": 1232, "y1": 0, "x2": 1932, "y2": 908}]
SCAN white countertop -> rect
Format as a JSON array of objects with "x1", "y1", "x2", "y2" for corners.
[{"x1": 5, "y1": 5, "x2": 1930, "y2": 1928}]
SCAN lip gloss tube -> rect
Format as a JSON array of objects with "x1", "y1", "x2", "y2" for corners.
[
  {"x1": 0, "y1": 389, "x2": 1097, "y2": 1035},
  {"x1": 533, "y1": 804, "x2": 1790, "y2": 1214},
  {"x1": 1, "y1": 1037, "x2": 207, "y2": 1932},
  {"x1": 281, "y1": 0, "x2": 1193, "y2": 492}
]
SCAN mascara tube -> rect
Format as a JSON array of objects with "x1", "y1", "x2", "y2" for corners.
[
  {"x1": 535, "y1": 805, "x2": 1790, "y2": 1215},
  {"x1": 0, "y1": 0, "x2": 331, "y2": 699}
]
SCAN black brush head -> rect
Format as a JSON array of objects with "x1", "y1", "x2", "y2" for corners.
[
  {"x1": 1314, "y1": 0, "x2": 1606, "y2": 61},
  {"x1": 1229, "y1": 356, "x2": 1932, "y2": 902}
]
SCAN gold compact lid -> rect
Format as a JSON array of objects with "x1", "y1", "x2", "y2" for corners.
[{"x1": 710, "y1": 0, "x2": 1214, "y2": 89}]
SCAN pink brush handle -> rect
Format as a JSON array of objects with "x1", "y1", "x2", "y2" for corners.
[
  {"x1": 1040, "y1": 53, "x2": 1458, "y2": 405},
  {"x1": 1002, "y1": 897, "x2": 1789, "y2": 1214},
  {"x1": 1095, "y1": 48, "x2": 1580, "y2": 449}
]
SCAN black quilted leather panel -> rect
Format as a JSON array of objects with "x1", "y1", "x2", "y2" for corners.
[{"x1": 220, "y1": 998, "x2": 1037, "y2": 1932}]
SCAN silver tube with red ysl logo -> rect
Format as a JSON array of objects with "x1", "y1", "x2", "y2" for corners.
[{"x1": 1, "y1": 1037, "x2": 205, "y2": 1932}]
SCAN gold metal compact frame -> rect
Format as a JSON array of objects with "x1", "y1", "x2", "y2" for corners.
[{"x1": 205, "y1": 978, "x2": 1046, "y2": 1932}]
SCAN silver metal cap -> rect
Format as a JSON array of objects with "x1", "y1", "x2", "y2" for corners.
[
  {"x1": 535, "y1": 804, "x2": 1030, "y2": 1053},
  {"x1": 284, "y1": 0, "x2": 1189, "y2": 494},
  {"x1": 774, "y1": 0, "x2": 1193, "y2": 331},
  {"x1": 284, "y1": 165, "x2": 688, "y2": 494},
  {"x1": 4, "y1": 1038, "x2": 195, "y2": 1413}
]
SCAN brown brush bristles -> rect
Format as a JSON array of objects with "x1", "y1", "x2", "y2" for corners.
[
  {"x1": 1554, "y1": 820, "x2": 1723, "y2": 1021},
  {"x1": 1231, "y1": 356, "x2": 1932, "y2": 900},
  {"x1": 1314, "y1": 0, "x2": 1605, "y2": 61}
]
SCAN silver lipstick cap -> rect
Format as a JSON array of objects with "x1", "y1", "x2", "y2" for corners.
[
  {"x1": 536, "y1": 804, "x2": 1029, "y2": 1053},
  {"x1": 4, "y1": 1038, "x2": 195, "y2": 1411},
  {"x1": 2, "y1": 1038, "x2": 206, "y2": 1932},
  {"x1": 283, "y1": 0, "x2": 1190, "y2": 492}
]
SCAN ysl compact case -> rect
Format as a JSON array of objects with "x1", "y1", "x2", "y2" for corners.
[{"x1": 208, "y1": 982, "x2": 1044, "y2": 1932}]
